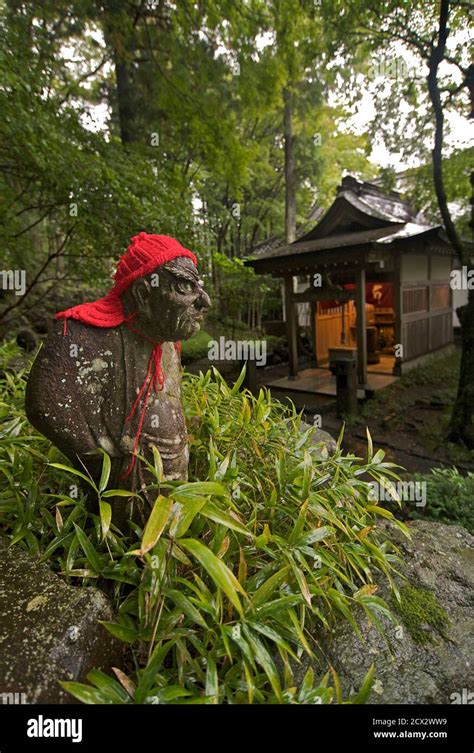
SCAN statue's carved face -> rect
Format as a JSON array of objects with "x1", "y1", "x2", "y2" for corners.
[{"x1": 123, "y1": 257, "x2": 211, "y2": 342}]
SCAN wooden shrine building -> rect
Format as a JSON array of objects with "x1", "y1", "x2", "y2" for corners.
[{"x1": 245, "y1": 176, "x2": 455, "y2": 391}]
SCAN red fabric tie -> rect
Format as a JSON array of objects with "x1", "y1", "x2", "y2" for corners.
[{"x1": 120, "y1": 325, "x2": 164, "y2": 480}]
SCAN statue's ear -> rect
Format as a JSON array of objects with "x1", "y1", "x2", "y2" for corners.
[{"x1": 130, "y1": 277, "x2": 151, "y2": 311}]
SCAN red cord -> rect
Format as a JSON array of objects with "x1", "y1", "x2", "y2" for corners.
[{"x1": 119, "y1": 323, "x2": 165, "y2": 479}]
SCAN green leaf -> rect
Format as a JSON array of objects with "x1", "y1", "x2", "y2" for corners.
[
  {"x1": 367, "y1": 505, "x2": 394, "y2": 519},
  {"x1": 201, "y1": 501, "x2": 251, "y2": 537},
  {"x1": 299, "y1": 525, "x2": 334, "y2": 545},
  {"x1": 205, "y1": 656, "x2": 218, "y2": 703},
  {"x1": 291, "y1": 564, "x2": 312, "y2": 606},
  {"x1": 248, "y1": 621, "x2": 297, "y2": 658},
  {"x1": 171, "y1": 481, "x2": 229, "y2": 499},
  {"x1": 132, "y1": 495, "x2": 173, "y2": 556},
  {"x1": 230, "y1": 364, "x2": 247, "y2": 395},
  {"x1": 86, "y1": 670, "x2": 130, "y2": 703},
  {"x1": 99, "y1": 500, "x2": 112, "y2": 540},
  {"x1": 151, "y1": 445, "x2": 164, "y2": 482},
  {"x1": 98, "y1": 452, "x2": 111, "y2": 493},
  {"x1": 366, "y1": 427, "x2": 373, "y2": 461},
  {"x1": 101, "y1": 489, "x2": 142, "y2": 498},
  {"x1": 134, "y1": 640, "x2": 175, "y2": 704},
  {"x1": 242, "y1": 625, "x2": 283, "y2": 702},
  {"x1": 179, "y1": 538, "x2": 246, "y2": 616},
  {"x1": 171, "y1": 497, "x2": 207, "y2": 538},
  {"x1": 49, "y1": 463, "x2": 95, "y2": 489},
  {"x1": 349, "y1": 664, "x2": 375, "y2": 704},
  {"x1": 289, "y1": 500, "x2": 308, "y2": 545},
  {"x1": 252, "y1": 566, "x2": 290, "y2": 608},
  {"x1": 60, "y1": 681, "x2": 108, "y2": 705},
  {"x1": 100, "y1": 621, "x2": 138, "y2": 644},
  {"x1": 73, "y1": 524, "x2": 102, "y2": 572},
  {"x1": 163, "y1": 587, "x2": 209, "y2": 629}
]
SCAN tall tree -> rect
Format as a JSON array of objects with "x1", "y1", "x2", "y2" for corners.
[{"x1": 339, "y1": 0, "x2": 473, "y2": 446}]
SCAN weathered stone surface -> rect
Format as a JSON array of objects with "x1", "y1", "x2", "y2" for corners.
[
  {"x1": 299, "y1": 420, "x2": 337, "y2": 457},
  {"x1": 0, "y1": 538, "x2": 122, "y2": 704},
  {"x1": 315, "y1": 521, "x2": 474, "y2": 704}
]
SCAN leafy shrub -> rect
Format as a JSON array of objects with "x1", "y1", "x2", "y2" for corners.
[
  {"x1": 180, "y1": 330, "x2": 213, "y2": 364},
  {"x1": 0, "y1": 342, "x2": 406, "y2": 704},
  {"x1": 403, "y1": 467, "x2": 474, "y2": 534}
]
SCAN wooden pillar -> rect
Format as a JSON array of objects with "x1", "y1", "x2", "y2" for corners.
[
  {"x1": 340, "y1": 301, "x2": 346, "y2": 344},
  {"x1": 393, "y1": 253, "x2": 403, "y2": 376},
  {"x1": 284, "y1": 275, "x2": 298, "y2": 378},
  {"x1": 427, "y1": 252, "x2": 432, "y2": 351},
  {"x1": 310, "y1": 299, "x2": 318, "y2": 367},
  {"x1": 355, "y1": 267, "x2": 367, "y2": 387}
]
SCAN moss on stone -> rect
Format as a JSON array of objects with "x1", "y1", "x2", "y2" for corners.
[{"x1": 392, "y1": 583, "x2": 450, "y2": 645}]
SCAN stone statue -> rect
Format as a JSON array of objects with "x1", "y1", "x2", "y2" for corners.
[{"x1": 26, "y1": 233, "x2": 210, "y2": 528}]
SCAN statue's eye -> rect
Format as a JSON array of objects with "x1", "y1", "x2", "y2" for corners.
[{"x1": 176, "y1": 280, "x2": 194, "y2": 294}]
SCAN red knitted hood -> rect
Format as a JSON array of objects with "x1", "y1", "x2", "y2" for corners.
[{"x1": 56, "y1": 232, "x2": 198, "y2": 327}]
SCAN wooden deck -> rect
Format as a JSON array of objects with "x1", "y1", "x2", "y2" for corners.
[{"x1": 267, "y1": 363, "x2": 398, "y2": 399}]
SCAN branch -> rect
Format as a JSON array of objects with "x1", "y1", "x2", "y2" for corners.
[
  {"x1": 12, "y1": 207, "x2": 55, "y2": 238},
  {"x1": 427, "y1": 0, "x2": 466, "y2": 261},
  {"x1": 57, "y1": 54, "x2": 111, "y2": 107},
  {"x1": 0, "y1": 226, "x2": 77, "y2": 322}
]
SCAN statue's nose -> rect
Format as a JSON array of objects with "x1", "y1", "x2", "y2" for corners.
[{"x1": 197, "y1": 289, "x2": 211, "y2": 310}]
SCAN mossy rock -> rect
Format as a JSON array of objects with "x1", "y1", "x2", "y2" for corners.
[
  {"x1": 0, "y1": 537, "x2": 122, "y2": 703},
  {"x1": 392, "y1": 583, "x2": 450, "y2": 645},
  {"x1": 301, "y1": 521, "x2": 474, "y2": 704}
]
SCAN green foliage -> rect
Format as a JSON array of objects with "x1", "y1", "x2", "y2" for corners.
[
  {"x1": 209, "y1": 253, "x2": 275, "y2": 331},
  {"x1": 350, "y1": 352, "x2": 459, "y2": 429},
  {"x1": 180, "y1": 330, "x2": 213, "y2": 365},
  {"x1": 0, "y1": 2, "x2": 194, "y2": 324},
  {"x1": 0, "y1": 343, "x2": 407, "y2": 703},
  {"x1": 401, "y1": 148, "x2": 474, "y2": 236},
  {"x1": 392, "y1": 583, "x2": 450, "y2": 646},
  {"x1": 404, "y1": 468, "x2": 474, "y2": 534},
  {"x1": 0, "y1": 0, "x2": 379, "y2": 332}
]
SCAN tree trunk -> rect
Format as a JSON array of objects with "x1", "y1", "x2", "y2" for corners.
[
  {"x1": 283, "y1": 86, "x2": 296, "y2": 243},
  {"x1": 101, "y1": 1, "x2": 139, "y2": 145},
  {"x1": 448, "y1": 289, "x2": 474, "y2": 447},
  {"x1": 115, "y1": 58, "x2": 138, "y2": 144},
  {"x1": 426, "y1": 0, "x2": 473, "y2": 446}
]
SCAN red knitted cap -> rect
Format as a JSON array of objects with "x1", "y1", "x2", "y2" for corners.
[{"x1": 56, "y1": 233, "x2": 198, "y2": 328}]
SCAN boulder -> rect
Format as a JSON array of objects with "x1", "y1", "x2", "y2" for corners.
[
  {"x1": 299, "y1": 420, "x2": 337, "y2": 457},
  {"x1": 0, "y1": 538, "x2": 122, "y2": 704},
  {"x1": 316, "y1": 521, "x2": 474, "y2": 704}
]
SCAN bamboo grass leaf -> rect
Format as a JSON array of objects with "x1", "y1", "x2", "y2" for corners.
[{"x1": 179, "y1": 538, "x2": 246, "y2": 616}]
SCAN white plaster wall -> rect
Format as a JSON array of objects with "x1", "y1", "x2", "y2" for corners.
[
  {"x1": 401, "y1": 254, "x2": 428, "y2": 282},
  {"x1": 431, "y1": 255, "x2": 452, "y2": 281},
  {"x1": 453, "y1": 288, "x2": 468, "y2": 327}
]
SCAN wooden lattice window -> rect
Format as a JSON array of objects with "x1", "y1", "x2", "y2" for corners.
[{"x1": 403, "y1": 286, "x2": 428, "y2": 314}]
